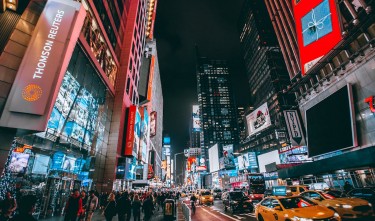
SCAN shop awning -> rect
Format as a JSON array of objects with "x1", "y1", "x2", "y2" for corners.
[{"x1": 278, "y1": 146, "x2": 375, "y2": 179}]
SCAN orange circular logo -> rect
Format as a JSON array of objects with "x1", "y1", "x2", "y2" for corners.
[{"x1": 22, "y1": 84, "x2": 43, "y2": 102}]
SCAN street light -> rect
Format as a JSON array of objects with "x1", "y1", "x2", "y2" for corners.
[{"x1": 174, "y1": 152, "x2": 185, "y2": 187}]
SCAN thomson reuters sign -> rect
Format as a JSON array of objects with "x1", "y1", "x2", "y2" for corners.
[{"x1": 0, "y1": 0, "x2": 86, "y2": 131}]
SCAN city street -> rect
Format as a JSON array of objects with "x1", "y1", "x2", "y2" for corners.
[{"x1": 183, "y1": 198, "x2": 257, "y2": 221}]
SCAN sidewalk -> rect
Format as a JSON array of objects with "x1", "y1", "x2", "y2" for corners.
[{"x1": 40, "y1": 209, "x2": 165, "y2": 221}]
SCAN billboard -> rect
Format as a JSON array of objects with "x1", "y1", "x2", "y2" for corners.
[
  {"x1": 139, "y1": 107, "x2": 149, "y2": 163},
  {"x1": 0, "y1": 0, "x2": 86, "y2": 131},
  {"x1": 9, "y1": 152, "x2": 30, "y2": 173},
  {"x1": 125, "y1": 157, "x2": 136, "y2": 180},
  {"x1": 257, "y1": 150, "x2": 280, "y2": 173},
  {"x1": 237, "y1": 153, "x2": 250, "y2": 170},
  {"x1": 196, "y1": 157, "x2": 207, "y2": 171},
  {"x1": 279, "y1": 145, "x2": 311, "y2": 164},
  {"x1": 293, "y1": 0, "x2": 342, "y2": 75},
  {"x1": 192, "y1": 105, "x2": 201, "y2": 131},
  {"x1": 150, "y1": 111, "x2": 157, "y2": 137},
  {"x1": 32, "y1": 154, "x2": 50, "y2": 175},
  {"x1": 147, "y1": 150, "x2": 155, "y2": 179},
  {"x1": 246, "y1": 103, "x2": 271, "y2": 136},
  {"x1": 163, "y1": 137, "x2": 170, "y2": 144},
  {"x1": 209, "y1": 144, "x2": 220, "y2": 173},
  {"x1": 284, "y1": 110, "x2": 306, "y2": 146},
  {"x1": 124, "y1": 106, "x2": 141, "y2": 157},
  {"x1": 222, "y1": 144, "x2": 236, "y2": 170}
]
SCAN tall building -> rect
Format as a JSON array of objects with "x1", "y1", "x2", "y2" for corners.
[
  {"x1": 196, "y1": 52, "x2": 239, "y2": 164},
  {"x1": 0, "y1": 0, "x2": 153, "y2": 210},
  {"x1": 190, "y1": 105, "x2": 201, "y2": 149},
  {"x1": 263, "y1": 0, "x2": 375, "y2": 186},
  {"x1": 237, "y1": 107, "x2": 247, "y2": 142},
  {"x1": 237, "y1": 0, "x2": 294, "y2": 156}
]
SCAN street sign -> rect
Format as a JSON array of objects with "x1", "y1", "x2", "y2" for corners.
[{"x1": 284, "y1": 110, "x2": 306, "y2": 146}]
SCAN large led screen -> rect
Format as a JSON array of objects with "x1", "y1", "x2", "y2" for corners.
[
  {"x1": 192, "y1": 105, "x2": 201, "y2": 131},
  {"x1": 209, "y1": 144, "x2": 220, "y2": 173},
  {"x1": 293, "y1": 0, "x2": 342, "y2": 75},
  {"x1": 222, "y1": 144, "x2": 235, "y2": 170},
  {"x1": 9, "y1": 152, "x2": 30, "y2": 173},
  {"x1": 306, "y1": 85, "x2": 356, "y2": 157},
  {"x1": 279, "y1": 146, "x2": 311, "y2": 164},
  {"x1": 257, "y1": 150, "x2": 280, "y2": 173},
  {"x1": 32, "y1": 154, "x2": 50, "y2": 174},
  {"x1": 237, "y1": 153, "x2": 250, "y2": 170},
  {"x1": 246, "y1": 103, "x2": 271, "y2": 136}
]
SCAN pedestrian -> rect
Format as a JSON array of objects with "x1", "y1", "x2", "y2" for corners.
[
  {"x1": 79, "y1": 191, "x2": 88, "y2": 221},
  {"x1": 142, "y1": 196, "x2": 154, "y2": 221},
  {"x1": 131, "y1": 195, "x2": 141, "y2": 221},
  {"x1": 344, "y1": 181, "x2": 353, "y2": 193},
  {"x1": 64, "y1": 189, "x2": 83, "y2": 221},
  {"x1": 116, "y1": 192, "x2": 131, "y2": 221},
  {"x1": 9, "y1": 195, "x2": 37, "y2": 221},
  {"x1": 85, "y1": 190, "x2": 98, "y2": 221},
  {"x1": 103, "y1": 193, "x2": 117, "y2": 221},
  {"x1": 0, "y1": 191, "x2": 17, "y2": 220}
]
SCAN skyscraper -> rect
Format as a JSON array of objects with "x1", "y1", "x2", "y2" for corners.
[{"x1": 196, "y1": 52, "x2": 239, "y2": 161}]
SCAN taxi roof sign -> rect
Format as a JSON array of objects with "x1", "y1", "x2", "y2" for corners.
[{"x1": 272, "y1": 186, "x2": 288, "y2": 196}]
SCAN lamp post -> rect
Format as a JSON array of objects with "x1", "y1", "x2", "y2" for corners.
[{"x1": 174, "y1": 152, "x2": 185, "y2": 187}]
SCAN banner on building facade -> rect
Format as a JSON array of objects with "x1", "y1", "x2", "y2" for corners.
[
  {"x1": 246, "y1": 103, "x2": 271, "y2": 136},
  {"x1": 124, "y1": 105, "x2": 141, "y2": 157},
  {"x1": 222, "y1": 144, "x2": 236, "y2": 170},
  {"x1": 293, "y1": 0, "x2": 343, "y2": 75},
  {"x1": 0, "y1": 0, "x2": 86, "y2": 131},
  {"x1": 284, "y1": 110, "x2": 306, "y2": 146},
  {"x1": 192, "y1": 105, "x2": 201, "y2": 131},
  {"x1": 150, "y1": 111, "x2": 157, "y2": 137},
  {"x1": 147, "y1": 150, "x2": 155, "y2": 179}
]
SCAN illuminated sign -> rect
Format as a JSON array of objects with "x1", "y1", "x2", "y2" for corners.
[
  {"x1": 146, "y1": 0, "x2": 158, "y2": 39},
  {"x1": 284, "y1": 110, "x2": 306, "y2": 146},
  {"x1": 192, "y1": 105, "x2": 201, "y2": 131},
  {"x1": 293, "y1": 0, "x2": 342, "y2": 75},
  {"x1": 147, "y1": 56, "x2": 155, "y2": 101},
  {"x1": 246, "y1": 103, "x2": 271, "y2": 136},
  {"x1": 124, "y1": 106, "x2": 141, "y2": 157},
  {"x1": 163, "y1": 137, "x2": 170, "y2": 144},
  {"x1": 0, "y1": 0, "x2": 86, "y2": 131},
  {"x1": 150, "y1": 111, "x2": 157, "y2": 137},
  {"x1": 365, "y1": 96, "x2": 375, "y2": 113}
]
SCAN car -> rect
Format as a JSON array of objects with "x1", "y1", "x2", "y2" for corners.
[
  {"x1": 212, "y1": 189, "x2": 222, "y2": 199},
  {"x1": 300, "y1": 190, "x2": 374, "y2": 219},
  {"x1": 348, "y1": 188, "x2": 375, "y2": 212},
  {"x1": 288, "y1": 185, "x2": 309, "y2": 196},
  {"x1": 198, "y1": 190, "x2": 214, "y2": 205},
  {"x1": 222, "y1": 191, "x2": 254, "y2": 214},
  {"x1": 255, "y1": 195, "x2": 341, "y2": 221}
]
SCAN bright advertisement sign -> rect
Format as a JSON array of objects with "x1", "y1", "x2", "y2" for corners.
[
  {"x1": 124, "y1": 106, "x2": 141, "y2": 157},
  {"x1": 192, "y1": 105, "x2": 201, "y2": 131},
  {"x1": 293, "y1": 0, "x2": 342, "y2": 75},
  {"x1": 139, "y1": 107, "x2": 149, "y2": 163},
  {"x1": 222, "y1": 144, "x2": 236, "y2": 169},
  {"x1": 32, "y1": 154, "x2": 50, "y2": 175},
  {"x1": 147, "y1": 56, "x2": 155, "y2": 101},
  {"x1": 246, "y1": 103, "x2": 271, "y2": 136},
  {"x1": 279, "y1": 145, "x2": 311, "y2": 164},
  {"x1": 9, "y1": 152, "x2": 30, "y2": 173},
  {"x1": 209, "y1": 144, "x2": 220, "y2": 173},
  {"x1": 237, "y1": 153, "x2": 250, "y2": 170},
  {"x1": 0, "y1": 0, "x2": 86, "y2": 131},
  {"x1": 150, "y1": 111, "x2": 157, "y2": 137}
]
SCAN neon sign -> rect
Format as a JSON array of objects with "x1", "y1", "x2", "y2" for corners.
[{"x1": 365, "y1": 96, "x2": 375, "y2": 113}]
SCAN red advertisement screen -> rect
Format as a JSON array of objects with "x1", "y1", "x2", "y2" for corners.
[{"x1": 293, "y1": 0, "x2": 342, "y2": 75}]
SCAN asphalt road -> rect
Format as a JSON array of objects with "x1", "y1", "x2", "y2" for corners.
[{"x1": 183, "y1": 198, "x2": 257, "y2": 221}]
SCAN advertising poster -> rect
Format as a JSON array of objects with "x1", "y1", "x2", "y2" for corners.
[
  {"x1": 32, "y1": 154, "x2": 50, "y2": 174},
  {"x1": 62, "y1": 156, "x2": 76, "y2": 172},
  {"x1": 150, "y1": 111, "x2": 157, "y2": 137},
  {"x1": 74, "y1": 158, "x2": 86, "y2": 174},
  {"x1": 125, "y1": 158, "x2": 136, "y2": 180},
  {"x1": 9, "y1": 152, "x2": 30, "y2": 173},
  {"x1": 293, "y1": 0, "x2": 342, "y2": 75},
  {"x1": 279, "y1": 145, "x2": 311, "y2": 164},
  {"x1": 147, "y1": 150, "x2": 155, "y2": 180},
  {"x1": 222, "y1": 144, "x2": 236, "y2": 170},
  {"x1": 246, "y1": 103, "x2": 271, "y2": 136},
  {"x1": 116, "y1": 157, "x2": 126, "y2": 179},
  {"x1": 192, "y1": 105, "x2": 201, "y2": 131},
  {"x1": 51, "y1": 152, "x2": 65, "y2": 170},
  {"x1": 248, "y1": 152, "x2": 258, "y2": 169},
  {"x1": 237, "y1": 153, "x2": 250, "y2": 170},
  {"x1": 196, "y1": 157, "x2": 207, "y2": 171},
  {"x1": 139, "y1": 108, "x2": 149, "y2": 163}
]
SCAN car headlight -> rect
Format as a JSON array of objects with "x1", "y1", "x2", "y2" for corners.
[
  {"x1": 292, "y1": 217, "x2": 313, "y2": 221},
  {"x1": 341, "y1": 204, "x2": 353, "y2": 209},
  {"x1": 334, "y1": 212, "x2": 340, "y2": 218},
  {"x1": 369, "y1": 203, "x2": 372, "y2": 207},
  {"x1": 210, "y1": 197, "x2": 213, "y2": 200}
]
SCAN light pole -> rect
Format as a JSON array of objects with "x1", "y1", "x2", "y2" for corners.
[{"x1": 174, "y1": 152, "x2": 184, "y2": 187}]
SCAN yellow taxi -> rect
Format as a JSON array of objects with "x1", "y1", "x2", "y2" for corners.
[
  {"x1": 198, "y1": 190, "x2": 214, "y2": 205},
  {"x1": 255, "y1": 195, "x2": 341, "y2": 221},
  {"x1": 300, "y1": 190, "x2": 374, "y2": 219},
  {"x1": 288, "y1": 185, "x2": 310, "y2": 196}
]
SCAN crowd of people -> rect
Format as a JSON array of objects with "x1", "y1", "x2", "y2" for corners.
[{"x1": 0, "y1": 189, "x2": 181, "y2": 221}]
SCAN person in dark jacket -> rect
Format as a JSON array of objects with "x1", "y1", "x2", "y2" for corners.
[
  {"x1": 104, "y1": 193, "x2": 117, "y2": 221},
  {"x1": 142, "y1": 196, "x2": 154, "y2": 221},
  {"x1": 131, "y1": 195, "x2": 141, "y2": 221},
  {"x1": 0, "y1": 191, "x2": 17, "y2": 220},
  {"x1": 117, "y1": 192, "x2": 132, "y2": 221},
  {"x1": 64, "y1": 189, "x2": 83, "y2": 221},
  {"x1": 9, "y1": 195, "x2": 37, "y2": 221}
]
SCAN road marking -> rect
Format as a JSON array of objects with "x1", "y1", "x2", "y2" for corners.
[
  {"x1": 216, "y1": 211, "x2": 242, "y2": 221},
  {"x1": 243, "y1": 213, "x2": 256, "y2": 217},
  {"x1": 233, "y1": 215, "x2": 245, "y2": 219}
]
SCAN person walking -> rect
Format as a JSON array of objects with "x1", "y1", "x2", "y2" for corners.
[
  {"x1": 142, "y1": 196, "x2": 154, "y2": 221},
  {"x1": 85, "y1": 190, "x2": 98, "y2": 221},
  {"x1": 103, "y1": 193, "x2": 117, "y2": 221},
  {"x1": 79, "y1": 191, "x2": 88, "y2": 221},
  {"x1": 10, "y1": 195, "x2": 37, "y2": 221},
  {"x1": 64, "y1": 189, "x2": 83, "y2": 221},
  {"x1": 0, "y1": 191, "x2": 17, "y2": 220},
  {"x1": 131, "y1": 195, "x2": 141, "y2": 221},
  {"x1": 116, "y1": 192, "x2": 132, "y2": 221}
]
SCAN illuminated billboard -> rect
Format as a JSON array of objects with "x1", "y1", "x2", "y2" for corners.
[
  {"x1": 279, "y1": 145, "x2": 311, "y2": 164},
  {"x1": 9, "y1": 152, "x2": 30, "y2": 173},
  {"x1": 209, "y1": 144, "x2": 220, "y2": 173},
  {"x1": 192, "y1": 105, "x2": 201, "y2": 131},
  {"x1": 124, "y1": 106, "x2": 141, "y2": 157},
  {"x1": 150, "y1": 111, "x2": 157, "y2": 137},
  {"x1": 237, "y1": 153, "x2": 250, "y2": 170},
  {"x1": 246, "y1": 103, "x2": 271, "y2": 136},
  {"x1": 293, "y1": 0, "x2": 342, "y2": 75},
  {"x1": 222, "y1": 144, "x2": 236, "y2": 170},
  {"x1": 139, "y1": 107, "x2": 149, "y2": 163}
]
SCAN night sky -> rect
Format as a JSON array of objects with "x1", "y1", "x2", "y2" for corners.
[{"x1": 154, "y1": 0, "x2": 250, "y2": 155}]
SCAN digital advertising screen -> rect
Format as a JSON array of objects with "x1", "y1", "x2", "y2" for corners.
[
  {"x1": 51, "y1": 152, "x2": 65, "y2": 170},
  {"x1": 306, "y1": 85, "x2": 356, "y2": 157},
  {"x1": 257, "y1": 150, "x2": 281, "y2": 173},
  {"x1": 116, "y1": 157, "x2": 126, "y2": 179},
  {"x1": 293, "y1": 0, "x2": 342, "y2": 75},
  {"x1": 222, "y1": 144, "x2": 236, "y2": 170},
  {"x1": 62, "y1": 156, "x2": 77, "y2": 172},
  {"x1": 73, "y1": 158, "x2": 86, "y2": 174},
  {"x1": 279, "y1": 146, "x2": 311, "y2": 164},
  {"x1": 9, "y1": 152, "x2": 30, "y2": 173},
  {"x1": 246, "y1": 103, "x2": 271, "y2": 136},
  {"x1": 248, "y1": 152, "x2": 258, "y2": 169},
  {"x1": 163, "y1": 137, "x2": 171, "y2": 144},
  {"x1": 150, "y1": 111, "x2": 157, "y2": 137},
  {"x1": 192, "y1": 105, "x2": 201, "y2": 131},
  {"x1": 209, "y1": 144, "x2": 220, "y2": 173},
  {"x1": 125, "y1": 158, "x2": 136, "y2": 180},
  {"x1": 32, "y1": 154, "x2": 50, "y2": 174},
  {"x1": 140, "y1": 108, "x2": 149, "y2": 163},
  {"x1": 237, "y1": 153, "x2": 250, "y2": 170}
]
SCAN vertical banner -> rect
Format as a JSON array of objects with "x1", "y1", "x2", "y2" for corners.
[
  {"x1": 124, "y1": 105, "x2": 141, "y2": 157},
  {"x1": 147, "y1": 150, "x2": 155, "y2": 179},
  {"x1": 293, "y1": 0, "x2": 342, "y2": 75},
  {"x1": 150, "y1": 111, "x2": 157, "y2": 137},
  {"x1": 0, "y1": 0, "x2": 86, "y2": 131},
  {"x1": 283, "y1": 110, "x2": 306, "y2": 146},
  {"x1": 147, "y1": 56, "x2": 155, "y2": 101}
]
